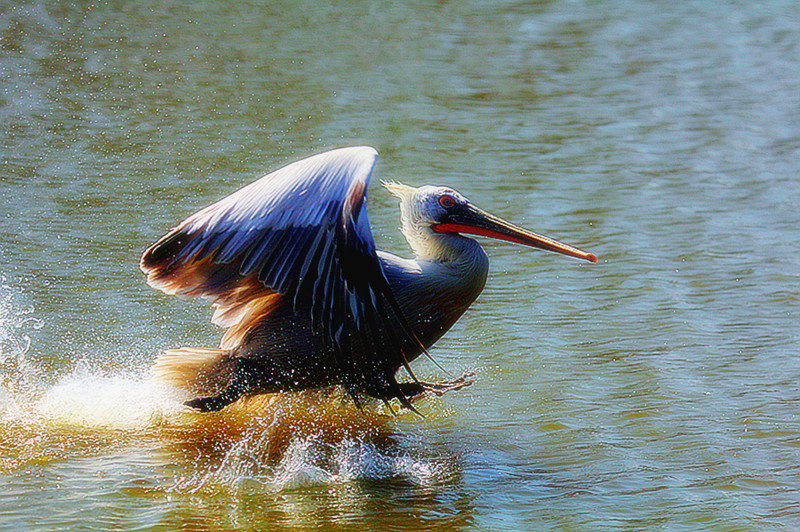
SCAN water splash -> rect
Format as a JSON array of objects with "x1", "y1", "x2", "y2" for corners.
[
  {"x1": 0, "y1": 276, "x2": 180, "y2": 430},
  {"x1": 171, "y1": 423, "x2": 453, "y2": 494},
  {"x1": 163, "y1": 391, "x2": 458, "y2": 493},
  {"x1": 31, "y1": 363, "x2": 183, "y2": 430},
  {"x1": 0, "y1": 277, "x2": 44, "y2": 406},
  {"x1": 2, "y1": 355, "x2": 458, "y2": 488},
  {"x1": 0, "y1": 279, "x2": 460, "y2": 489}
]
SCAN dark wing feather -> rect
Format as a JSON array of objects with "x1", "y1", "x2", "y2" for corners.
[{"x1": 141, "y1": 146, "x2": 420, "y2": 401}]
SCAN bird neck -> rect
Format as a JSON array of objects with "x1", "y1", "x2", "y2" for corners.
[
  {"x1": 398, "y1": 229, "x2": 489, "y2": 339},
  {"x1": 404, "y1": 225, "x2": 488, "y2": 270}
]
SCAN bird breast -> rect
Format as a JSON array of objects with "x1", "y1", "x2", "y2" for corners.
[{"x1": 378, "y1": 242, "x2": 489, "y2": 354}]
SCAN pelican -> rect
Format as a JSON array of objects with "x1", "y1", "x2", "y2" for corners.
[{"x1": 141, "y1": 146, "x2": 596, "y2": 412}]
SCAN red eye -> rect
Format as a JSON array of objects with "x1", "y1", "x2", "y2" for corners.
[{"x1": 439, "y1": 195, "x2": 456, "y2": 208}]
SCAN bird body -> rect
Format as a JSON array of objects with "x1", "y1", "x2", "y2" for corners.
[{"x1": 141, "y1": 147, "x2": 595, "y2": 411}]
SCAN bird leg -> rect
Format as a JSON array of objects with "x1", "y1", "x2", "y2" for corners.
[
  {"x1": 184, "y1": 389, "x2": 241, "y2": 412},
  {"x1": 184, "y1": 376, "x2": 247, "y2": 412},
  {"x1": 398, "y1": 371, "x2": 476, "y2": 403}
]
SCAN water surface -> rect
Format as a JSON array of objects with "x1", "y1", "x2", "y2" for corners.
[{"x1": 2, "y1": 1, "x2": 799, "y2": 530}]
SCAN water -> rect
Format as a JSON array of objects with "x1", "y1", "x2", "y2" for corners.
[{"x1": 1, "y1": 1, "x2": 799, "y2": 530}]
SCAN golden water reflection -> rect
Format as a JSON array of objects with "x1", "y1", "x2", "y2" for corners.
[{"x1": 1, "y1": 387, "x2": 474, "y2": 531}]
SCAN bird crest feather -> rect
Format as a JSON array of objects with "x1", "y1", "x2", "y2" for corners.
[{"x1": 381, "y1": 180, "x2": 416, "y2": 202}]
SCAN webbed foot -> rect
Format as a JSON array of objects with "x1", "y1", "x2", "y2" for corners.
[{"x1": 398, "y1": 371, "x2": 476, "y2": 403}]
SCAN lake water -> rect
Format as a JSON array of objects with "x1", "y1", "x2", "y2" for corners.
[{"x1": 1, "y1": 1, "x2": 799, "y2": 530}]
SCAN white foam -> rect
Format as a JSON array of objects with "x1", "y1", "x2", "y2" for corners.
[{"x1": 33, "y1": 364, "x2": 183, "y2": 430}]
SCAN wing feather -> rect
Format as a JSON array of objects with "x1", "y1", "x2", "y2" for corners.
[{"x1": 141, "y1": 146, "x2": 421, "y2": 400}]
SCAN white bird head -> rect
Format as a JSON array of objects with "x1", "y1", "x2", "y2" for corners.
[{"x1": 382, "y1": 180, "x2": 597, "y2": 264}]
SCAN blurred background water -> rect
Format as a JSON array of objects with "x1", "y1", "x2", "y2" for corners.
[{"x1": 1, "y1": 1, "x2": 799, "y2": 530}]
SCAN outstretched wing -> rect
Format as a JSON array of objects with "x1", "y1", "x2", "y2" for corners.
[{"x1": 140, "y1": 146, "x2": 420, "y2": 405}]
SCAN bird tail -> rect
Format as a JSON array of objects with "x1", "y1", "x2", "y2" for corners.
[{"x1": 152, "y1": 347, "x2": 235, "y2": 397}]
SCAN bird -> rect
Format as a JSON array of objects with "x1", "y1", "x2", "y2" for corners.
[{"x1": 140, "y1": 146, "x2": 596, "y2": 412}]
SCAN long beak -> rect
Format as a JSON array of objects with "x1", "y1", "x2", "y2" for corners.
[{"x1": 432, "y1": 204, "x2": 597, "y2": 263}]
